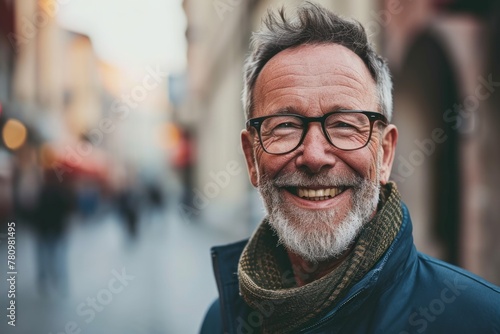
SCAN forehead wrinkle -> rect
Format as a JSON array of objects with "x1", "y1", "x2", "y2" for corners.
[
  {"x1": 260, "y1": 79, "x2": 372, "y2": 109},
  {"x1": 257, "y1": 70, "x2": 371, "y2": 106},
  {"x1": 261, "y1": 83, "x2": 367, "y2": 102},
  {"x1": 256, "y1": 88, "x2": 375, "y2": 118},
  {"x1": 258, "y1": 93, "x2": 307, "y2": 114},
  {"x1": 261, "y1": 90, "x2": 371, "y2": 117},
  {"x1": 257, "y1": 64, "x2": 373, "y2": 83},
  {"x1": 261, "y1": 51, "x2": 373, "y2": 86},
  {"x1": 319, "y1": 91, "x2": 372, "y2": 111},
  {"x1": 326, "y1": 62, "x2": 372, "y2": 86}
]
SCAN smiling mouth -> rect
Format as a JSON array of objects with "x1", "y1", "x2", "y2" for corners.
[{"x1": 285, "y1": 186, "x2": 347, "y2": 201}]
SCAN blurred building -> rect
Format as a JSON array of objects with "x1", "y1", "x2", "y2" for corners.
[
  {"x1": 0, "y1": 0, "x2": 108, "y2": 222},
  {"x1": 384, "y1": 0, "x2": 500, "y2": 284},
  {"x1": 0, "y1": 0, "x2": 15, "y2": 218},
  {"x1": 181, "y1": 0, "x2": 252, "y2": 234},
  {"x1": 1, "y1": 0, "x2": 104, "y2": 147},
  {"x1": 0, "y1": 0, "x2": 15, "y2": 102}
]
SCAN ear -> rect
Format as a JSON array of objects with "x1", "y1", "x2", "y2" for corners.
[
  {"x1": 241, "y1": 129, "x2": 259, "y2": 187},
  {"x1": 379, "y1": 124, "x2": 398, "y2": 184}
]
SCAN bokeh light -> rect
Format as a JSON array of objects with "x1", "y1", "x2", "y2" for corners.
[{"x1": 2, "y1": 119, "x2": 27, "y2": 150}]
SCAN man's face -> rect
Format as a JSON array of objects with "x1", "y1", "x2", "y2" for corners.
[{"x1": 241, "y1": 44, "x2": 397, "y2": 261}]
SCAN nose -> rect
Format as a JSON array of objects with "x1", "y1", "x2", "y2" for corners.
[{"x1": 295, "y1": 123, "x2": 338, "y2": 174}]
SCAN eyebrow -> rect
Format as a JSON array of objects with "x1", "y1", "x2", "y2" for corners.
[
  {"x1": 273, "y1": 107, "x2": 296, "y2": 115},
  {"x1": 269, "y1": 104, "x2": 351, "y2": 115},
  {"x1": 327, "y1": 105, "x2": 351, "y2": 112}
]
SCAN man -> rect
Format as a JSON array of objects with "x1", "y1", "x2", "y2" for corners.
[{"x1": 201, "y1": 3, "x2": 500, "y2": 334}]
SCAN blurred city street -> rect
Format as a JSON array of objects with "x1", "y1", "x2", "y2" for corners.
[
  {"x1": 0, "y1": 202, "x2": 246, "y2": 334},
  {"x1": 1, "y1": 1, "x2": 500, "y2": 334}
]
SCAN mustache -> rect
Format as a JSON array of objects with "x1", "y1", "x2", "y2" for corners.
[{"x1": 261, "y1": 170, "x2": 364, "y2": 188}]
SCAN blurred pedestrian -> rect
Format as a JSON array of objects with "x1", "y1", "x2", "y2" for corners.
[
  {"x1": 12, "y1": 145, "x2": 42, "y2": 226},
  {"x1": 117, "y1": 188, "x2": 140, "y2": 240},
  {"x1": 36, "y1": 169, "x2": 74, "y2": 296},
  {"x1": 173, "y1": 127, "x2": 196, "y2": 210}
]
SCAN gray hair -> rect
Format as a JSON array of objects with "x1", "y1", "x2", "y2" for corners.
[{"x1": 242, "y1": 2, "x2": 393, "y2": 122}]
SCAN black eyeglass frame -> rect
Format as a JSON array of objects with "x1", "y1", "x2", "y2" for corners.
[{"x1": 246, "y1": 110, "x2": 388, "y2": 155}]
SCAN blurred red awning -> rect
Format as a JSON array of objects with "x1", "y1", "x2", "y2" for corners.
[{"x1": 41, "y1": 141, "x2": 109, "y2": 183}]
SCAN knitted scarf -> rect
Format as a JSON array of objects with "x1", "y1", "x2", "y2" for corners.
[{"x1": 238, "y1": 182, "x2": 403, "y2": 333}]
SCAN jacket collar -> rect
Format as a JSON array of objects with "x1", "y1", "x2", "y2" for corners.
[
  {"x1": 210, "y1": 202, "x2": 417, "y2": 333},
  {"x1": 298, "y1": 202, "x2": 417, "y2": 332}
]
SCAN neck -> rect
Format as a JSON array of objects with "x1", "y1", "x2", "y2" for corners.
[{"x1": 287, "y1": 244, "x2": 355, "y2": 286}]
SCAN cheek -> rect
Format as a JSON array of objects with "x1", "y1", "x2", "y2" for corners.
[
  {"x1": 253, "y1": 146, "x2": 270, "y2": 178},
  {"x1": 254, "y1": 149, "x2": 295, "y2": 180},
  {"x1": 366, "y1": 142, "x2": 381, "y2": 180},
  {"x1": 345, "y1": 143, "x2": 380, "y2": 181}
]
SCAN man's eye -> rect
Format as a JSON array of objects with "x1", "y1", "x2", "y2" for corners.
[
  {"x1": 275, "y1": 122, "x2": 301, "y2": 129},
  {"x1": 333, "y1": 122, "x2": 355, "y2": 128}
]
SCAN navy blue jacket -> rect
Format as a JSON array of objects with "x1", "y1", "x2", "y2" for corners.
[{"x1": 200, "y1": 203, "x2": 500, "y2": 333}]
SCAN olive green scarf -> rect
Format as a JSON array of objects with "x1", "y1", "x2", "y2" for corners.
[{"x1": 238, "y1": 182, "x2": 403, "y2": 333}]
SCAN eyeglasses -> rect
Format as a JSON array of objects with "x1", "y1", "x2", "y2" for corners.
[{"x1": 246, "y1": 110, "x2": 388, "y2": 155}]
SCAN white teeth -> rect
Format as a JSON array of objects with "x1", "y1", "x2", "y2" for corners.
[{"x1": 297, "y1": 187, "x2": 344, "y2": 199}]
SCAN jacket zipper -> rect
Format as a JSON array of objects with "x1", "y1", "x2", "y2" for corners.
[{"x1": 298, "y1": 288, "x2": 366, "y2": 333}]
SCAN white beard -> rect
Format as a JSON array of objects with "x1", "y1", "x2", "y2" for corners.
[{"x1": 258, "y1": 155, "x2": 381, "y2": 262}]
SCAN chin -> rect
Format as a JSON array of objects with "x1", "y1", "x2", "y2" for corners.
[
  {"x1": 258, "y1": 166, "x2": 382, "y2": 261},
  {"x1": 263, "y1": 179, "x2": 380, "y2": 262},
  {"x1": 268, "y1": 205, "x2": 366, "y2": 262}
]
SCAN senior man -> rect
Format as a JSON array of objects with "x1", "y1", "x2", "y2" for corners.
[{"x1": 200, "y1": 3, "x2": 500, "y2": 334}]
